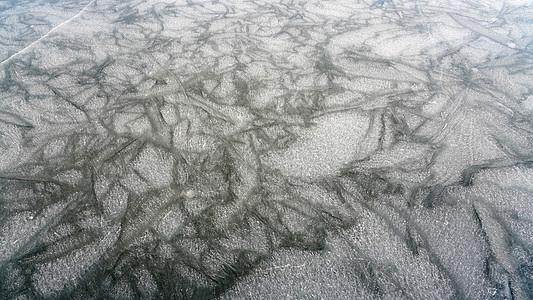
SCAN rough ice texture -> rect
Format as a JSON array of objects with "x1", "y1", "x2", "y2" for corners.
[
  {"x1": 0, "y1": 0, "x2": 532, "y2": 299},
  {"x1": 265, "y1": 111, "x2": 371, "y2": 179}
]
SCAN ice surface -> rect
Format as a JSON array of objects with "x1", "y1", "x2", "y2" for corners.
[
  {"x1": 0, "y1": 0, "x2": 532, "y2": 299},
  {"x1": 265, "y1": 111, "x2": 371, "y2": 178}
]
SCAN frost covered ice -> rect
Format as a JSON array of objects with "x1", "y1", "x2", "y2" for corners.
[{"x1": 1, "y1": 0, "x2": 533, "y2": 299}]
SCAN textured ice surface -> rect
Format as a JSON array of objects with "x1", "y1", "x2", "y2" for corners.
[
  {"x1": 265, "y1": 111, "x2": 371, "y2": 178},
  {"x1": 1, "y1": 0, "x2": 533, "y2": 299}
]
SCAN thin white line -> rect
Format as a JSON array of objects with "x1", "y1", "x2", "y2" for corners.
[{"x1": 0, "y1": 0, "x2": 97, "y2": 66}]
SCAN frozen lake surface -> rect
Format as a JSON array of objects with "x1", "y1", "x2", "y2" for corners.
[{"x1": 1, "y1": 0, "x2": 532, "y2": 299}]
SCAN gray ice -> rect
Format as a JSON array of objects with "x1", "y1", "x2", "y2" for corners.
[{"x1": 0, "y1": 0, "x2": 532, "y2": 299}]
